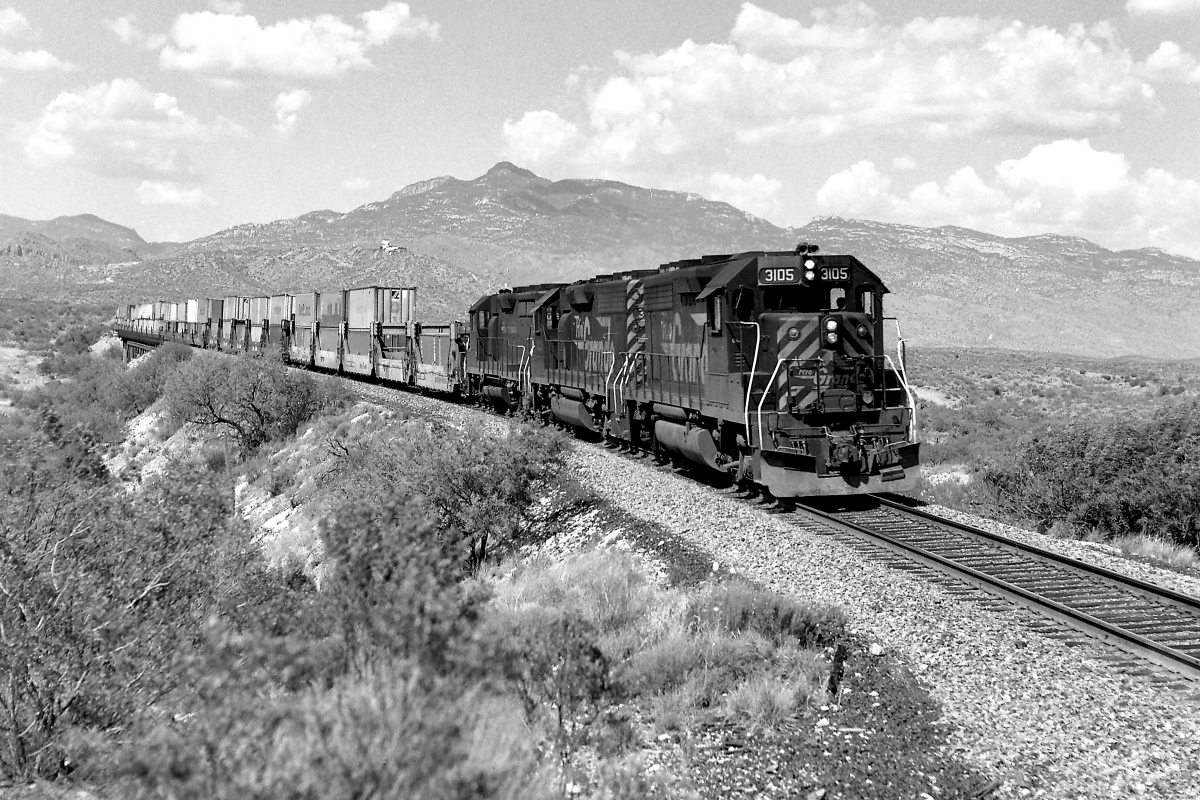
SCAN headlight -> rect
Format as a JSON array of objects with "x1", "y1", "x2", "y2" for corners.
[
  {"x1": 825, "y1": 319, "x2": 838, "y2": 331},
  {"x1": 788, "y1": 326, "x2": 800, "y2": 340},
  {"x1": 825, "y1": 332, "x2": 839, "y2": 344},
  {"x1": 804, "y1": 259, "x2": 816, "y2": 268},
  {"x1": 804, "y1": 270, "x2": 816, "y2": 281},
  {"x1": 862, "y1": 389, "x2": 875, "y2": 405},
  {"x1": 856, "y1": 324, "x2": 869, "y2": 338}
]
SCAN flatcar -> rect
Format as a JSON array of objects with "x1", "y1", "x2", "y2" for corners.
[{"x1": 113, "y1": 244, "x2": 919, "y2": 498}]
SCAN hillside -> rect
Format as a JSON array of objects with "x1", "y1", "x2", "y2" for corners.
[{"x1": 5, "y1": 163, "x2": 1200, "y2": 357}]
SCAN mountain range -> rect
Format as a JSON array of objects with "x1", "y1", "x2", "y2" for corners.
[{"x1": 3, "y1": 162, "x2": 1199, "y2": 358}]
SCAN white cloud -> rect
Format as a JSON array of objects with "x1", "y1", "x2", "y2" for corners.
[
  {"x1": 22, "y1": 78, "x2": 244, "y2": 178},
  {"x1": 0, "y1": 7, "x2": 27, "y2": 37},
  {"x1": 892, "y1": 155, "x2": 917, "y2": 171},
  {"x1": 504, "y1": 3, "x2": 1165, "y2": 185},
  {"x1": 341, "y1": 177, "x2": 371, "y2": 191},
  {"x1": 815, "y1": 161, "x2": 894, "y2": 217},
  {"x1": 0, "y1": 48, "x2": 73, "y2": 70},
  {"x1": 106, "y1": 14, "x2": 140, "y2": 44},
  {"x1": 815, "y1": 139, "x2": 1200, "y2": 257},
  {"x1": 705, "y1": 172, "x2": 782, "y2": 219},
  {"x1": 0, "y1": 8, "x2": 73, "y2": 70},
  {"x1": 158, "y1": 2, "x2": 439, "y2": 76},
  {"x1": 1127, "y1": 0, "x2": 1200, "y2": 16},
  {"x1": 136, "y1": 180, "x2": 216, "y2": 207},
  {"x1": 273, "y1": 88, "x2": 312, "y2": 134},
  {"x1": 1144, "y1": 41, "x2": 1200, "y2": 83},
  {"x1": 502, "y1": 110, "x2": 581, "y2": 163},
  {"x1": 209, "y1": 1, "x2": 243, "y2": 13},
  {"x1": 361, "y1": 2, "x2": 439, "y2": 44}
]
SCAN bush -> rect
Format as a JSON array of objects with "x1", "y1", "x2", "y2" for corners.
[
  {"x1": 325, "y1": 415, "x2": 566, "y2": 570},
  {"x1": 0, "y1": 453, "x2": 261, "y2": 779},
  {"x1": 163, "y1": 352, "x2": 349, "y2": 452},
  {"x1": 319, "y1": 495, "x2": 487, "y2": 671},
  {"x1": 115, "y1": 660, "x2": 543, "y2": 800},
  {"x1": 985, "y1": 400, "x2": 1200, "y2": 547}
]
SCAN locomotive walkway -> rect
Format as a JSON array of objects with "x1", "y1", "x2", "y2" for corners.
[{"x1": 795, "y1": 496, "x2": 1200, "y2": 685}]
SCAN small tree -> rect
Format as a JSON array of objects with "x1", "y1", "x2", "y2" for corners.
[{"x1": 163, "y1": 352, "x2": 346, "y2": 452}]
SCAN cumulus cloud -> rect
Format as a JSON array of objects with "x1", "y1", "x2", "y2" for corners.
[
  {"x1": 1126, "y1": 0, "x2": 1200, "y2": 16},
  {"x1": 0, "y1": 48, "x2": 72, "y2": 70},
  {"x1": 0, "y1": 7, "x2": 74, "y2": 70},
  {"x1": 815, "y1": 139, "x2": 1200, "y2": 257},
  {"x1": 22, "y1": 78, "x2": 244, "y2": 178},
  {"x1": 136, "y1": 180, "x2": 216, "y2": 207},
  {"x1": 504, "y1": 3, "x2": 1169, "y2": 182},
  {"x1": 341, "y1": 177, "x2": 372, "y2": 191},
  {"x1": 0, "y1": 7, "x2": 27, "y2": 37},
  {"x1": 106, "y1": 14, "x2": 140, "y2": 44},
  {"x1": 892, "y1": 155, "x2": 917, "y2": 171},
  {"x1": 1144, "y1": 41, "x2": 1200, "y2": 83},
  {"x1": 502, "y1": 110, "x2": 581, "y2": 164},
  {"x1": 705, "y1": 172, "x2": 783, "y2": 219},
  {"x1": 158, "y1": 2, "x2": 439, "y2": 76},
  {"x1": 273, "y1": 88, "x2": 312, "y2": 134}
]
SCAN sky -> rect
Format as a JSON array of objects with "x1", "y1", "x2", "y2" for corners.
[{"x1": 1, "y1": 0, "x2": 1199, "y2": 257}]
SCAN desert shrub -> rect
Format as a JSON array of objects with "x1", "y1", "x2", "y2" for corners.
[
  {"x1": 491, "y1": 550, "x2": 661, "y2": 646},
  {"x1": 479, "y1": 605, "x2": 618, "y2": 765},
  {"x1": 113, "y1": 660, "x2": 542, "y2": 800},
  {"x1": 686, "y1": 579, "x2": 847, "y2": 646},
  {"x1": 163, "y1": 351, "x2": 349, "y2": 452},
  {"x1": 0, "y1": 450, "x2": 262, "y2": 779},
  {"x1": 319, "y1": 494, "x2": 488, "y2": 671},
  {"x1": 325, "y1": 415, "x2": 566, "y2": 569},
  {"x1": 0, "y1": 297, "x2": 112, "y2": 352},
  {"x1": 985, "y1": 400, "x2": 1200, "y2": 547}
]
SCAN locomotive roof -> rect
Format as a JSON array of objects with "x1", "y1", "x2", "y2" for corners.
[{"x1": 468, "y1": 250, "x2": 889, "y2": 313}]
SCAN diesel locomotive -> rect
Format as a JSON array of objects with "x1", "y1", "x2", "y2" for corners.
[{"x1": 115, "y1": 245, "x2": 919, "y2": 498}]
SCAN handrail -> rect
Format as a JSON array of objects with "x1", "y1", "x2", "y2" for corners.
[
  {"x1": 883, "y1": 316, "x2": 916, "y2": 440},
  {"x1": 729, "y1": 322, "x2": 762, "y2": 447},
  {"x1": 755, "y1": 357, "x2": 785, "y2": 451}
]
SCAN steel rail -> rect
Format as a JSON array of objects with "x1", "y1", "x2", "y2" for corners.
[
  {"x1": 793, "y1": 500, "x2": 1200, "y2": 682},
  {"x1": 870, "y1": 496, "x2": 1200, "y2": 615}
]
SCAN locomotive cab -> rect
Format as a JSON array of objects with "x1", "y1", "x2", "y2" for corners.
[{"x1": 740, "y1": 253, "x2": 919, "y2": 495}]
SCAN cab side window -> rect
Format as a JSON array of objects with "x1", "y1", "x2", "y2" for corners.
[
  {"x1": 858, "y1": 289, "x2": 876, "y2": 318},
  {"x1": 829, "y1": 288, "x2": 846, "y2": 310}
]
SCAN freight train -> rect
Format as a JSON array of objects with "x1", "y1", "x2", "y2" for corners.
[{"x1": 115, "y1": 245, "x2": 920, "y2": 497}]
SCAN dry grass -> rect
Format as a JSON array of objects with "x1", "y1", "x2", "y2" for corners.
[
  {"x1": 492, "y1": 549, "x2": 844, "y2": 734},
  {"x1": 1114, "y1": 534, "x2": 1198, "y2": 571}
]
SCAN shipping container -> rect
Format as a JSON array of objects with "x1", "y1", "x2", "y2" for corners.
[
  {"x1": 249, "y1": 296, "x2": 270, "y2": 321},
  {"x1": 168, "y1": 303, "x2": 181, "y2": 322},
  {"x1": 269, "y1": 295, "x2": 291, "y2": 325},
  {"x1": 186, "y1": 299, "x2": 201, "y2": 324},
  {"x1": 315, "y1": 291, "x2": 344, "y2": 370},
  {"x1": 290, "y1": 292, "x2": 318, "y2": 365},
  {"x1": 205, "y1": 298, "x2": 224, "y2": 321},
  {"x1": 153, "y1": 301, "x2": 169, "y2": 320}
]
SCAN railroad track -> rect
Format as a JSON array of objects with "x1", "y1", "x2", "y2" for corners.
[{"x1": 794, "y1": 495, "x2": 1200, "y2": 685}]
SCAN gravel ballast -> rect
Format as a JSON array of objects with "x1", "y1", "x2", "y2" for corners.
[
  {"x1": 562, "y1": 445, "x2": 1200, "y2": 799},
  {"x1": 361, "y1": 383, "x2": 1200, "y2": 798}
]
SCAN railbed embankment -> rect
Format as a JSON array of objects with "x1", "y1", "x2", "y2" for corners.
[{"x1": 360, "y1": 381, "x2": 1200, "y2": 799}]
